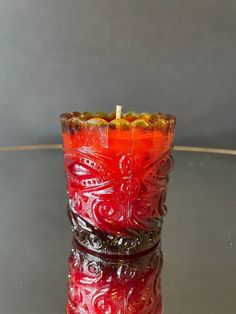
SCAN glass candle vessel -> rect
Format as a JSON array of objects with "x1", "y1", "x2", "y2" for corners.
[
  {"x1": 60, "y1": 111, "x2": 176, "y2": 255},
  {"x1": 66, "y1": 241, "x2": 163, "y2": 314}
]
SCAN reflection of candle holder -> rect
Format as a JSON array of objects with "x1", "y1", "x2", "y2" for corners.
[
  {"x1": 61, "y1": 112, "x2": 176, "y2": 255},
  {"x1": 61, "y1": 111, "x2": 175, "y2": 313},
  {"x1": 66, "y1": 241, "x2": 163, "y2": 314}
]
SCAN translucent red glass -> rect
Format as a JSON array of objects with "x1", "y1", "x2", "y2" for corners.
[
  {"x1": 66, "y1": 242, "x2": 163, "y2": 314},
  {"x1": 61, "y1": 111, "x2": 175, "y2": 314},
  {"x1": 61, "y1": 112, "x2": 176, "y2": 255}
]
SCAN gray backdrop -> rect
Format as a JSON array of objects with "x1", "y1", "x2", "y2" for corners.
[{"x1": 0, "y1": 0, "x2": 235, "y2": 148}]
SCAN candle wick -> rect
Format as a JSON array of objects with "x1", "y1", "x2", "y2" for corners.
[{"x1": 116, "y1": 105, "x2": 122, "y2": 119}]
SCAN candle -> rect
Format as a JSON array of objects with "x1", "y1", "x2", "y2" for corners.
[
  {"x1": 66, "y1": 241, "x2": 163, "y2": 314},
  {"x1": 60, "y1": 110, "x2": 176, "y2": 255}
]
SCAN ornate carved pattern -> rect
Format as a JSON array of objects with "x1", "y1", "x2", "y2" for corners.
[
  {"x1": 65, "y1": 148, "x2": 173, "y2": 254},
  {"x1": 65, "y1": 149, "x2": 173, "y2": 232},
  {"x1": 68, "y1": 205, "x2": 162, "y2": 255},
  {"x1": 66, "y1": 242, "x2": 163, "y2": 314}
]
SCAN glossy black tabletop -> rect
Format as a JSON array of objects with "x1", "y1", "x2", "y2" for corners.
[{"x1": 0, "y1": 149, "x2": 235, "y2": 314}]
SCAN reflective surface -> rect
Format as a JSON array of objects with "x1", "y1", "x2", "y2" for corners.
[{"x1": 0, "y1": 150, "x2": 235, "y2": 314}]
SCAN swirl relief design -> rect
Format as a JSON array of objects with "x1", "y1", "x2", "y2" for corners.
[
  {"x1": 65, "y1": 148, "x2": 173, "y2": 235},
  {"x1": 66, "y1": 242, "x2": 163, "y2": 314}
]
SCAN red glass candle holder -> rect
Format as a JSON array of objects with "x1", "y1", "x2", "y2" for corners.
[
  {"x1": 66, "y1": 241, "x2": 163, "y2": 314},
  {"x1": 60, "y1": 111, "x2": 176, "y2": 255}
]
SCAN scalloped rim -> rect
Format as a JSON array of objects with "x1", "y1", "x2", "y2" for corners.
[{"x1": 60, "y1": 111, "x2": 176, "y2": 134}]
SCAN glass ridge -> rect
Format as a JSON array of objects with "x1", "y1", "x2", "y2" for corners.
[{"x1": 60, "y1": 111, "x2": 176, "y2": 135}]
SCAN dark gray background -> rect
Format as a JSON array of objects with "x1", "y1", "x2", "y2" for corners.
[{"x1": 0, "y1": 0, "x2": 236, "y2": 148}]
